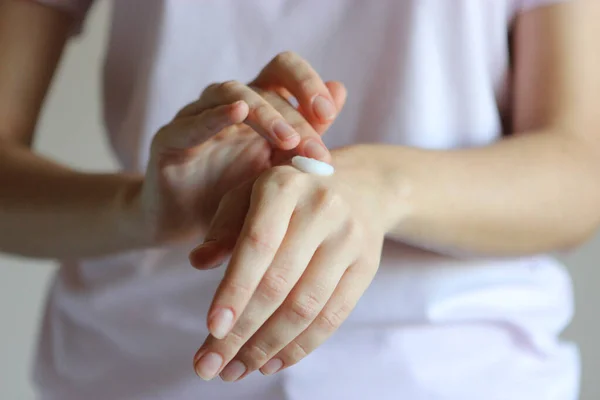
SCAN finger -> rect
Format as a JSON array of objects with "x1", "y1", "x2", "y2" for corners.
[
  {"x1": 207, "y1": 209, "x2": 331, "y2": 382},
  {"x1": 275, "y1": 81, "x2": 347, "y2": 130},
  {"x1": 260, "y1": 263, "x2": 375, "y2": 376},
  {"x1": 306, "y1": 81, "x2": 347, "y2": 135},
  {"x1": 252, "y1": 51, "x2": 337, "y2": 124},
  {"x1": 189, "y1": 181, "x2": 254, "y2": 270},
  {"x1": 173, "y1": 84, "x2": 220, "y2": 119},
  {"x1": 270, "y1": 81, "x2": 346, "y2": 164},
  {"x1": 206, "y1": 168, "x2": 302, "y2": 340},
  {"x1": 198, "y1": 81, "x2": 302, "y2": 150},
  {"x1": 151, "y1": 101, "x2": 248, "y2": 153},
  {"x1": 326, "y1": 81, "x2": 348, "y2": 111},
  {"x1": 260, "y1": 91, "x2": 330, "y2": 162},
  {"x1": 222, "y1": 233, "x2": 356, "y2": 381}
]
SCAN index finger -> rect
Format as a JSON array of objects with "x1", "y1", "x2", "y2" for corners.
[
  {"x1": 186, "y1": 81, "x2": 303, "y2": 150},
  {"x1": 206, "y1": 171, "x2": 300, "y2": 339},
  {"x1": 251, "y1": 52, "x2": 338, "y2": 125}
]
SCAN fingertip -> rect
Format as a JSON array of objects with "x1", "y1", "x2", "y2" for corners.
[
  {"x1": 189, "y1": 241, "x2": 228, "y2": 270},
  {"x1": 324, "y1": 81, "x2": 347, "y2": 111},
  {"x1": 271, "y1": 120, "x2": 301, "y2": 149},
  {"x1": 302, "y1": 138, "x2": 331, "y2": 162},
  {"x1": 230, "y1": 100, "x2": 249, "y2": 122},
  {"x1": 208, "y1": 307, "x2": 235, "y2": 339},
  {"x1": 312, "y1": 95, "x2": 337, "y2": 122}
]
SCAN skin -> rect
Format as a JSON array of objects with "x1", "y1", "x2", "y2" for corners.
[
  {"x1": 0, "y1": 1, "x2": 345, "y2": 258},
  {"x1": 2, "y1": 0, "x2": 599, "y2": 390},
  {"x1": 188, "y1": 0, "x2": 600, "y2": 382}
]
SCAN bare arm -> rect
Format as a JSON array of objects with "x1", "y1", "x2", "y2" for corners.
[
  {"x1": 0, "y1": 3, "x2": 346, "y2": 260},
  {"x1": 0, "y1": 1, "x2": 147, "y2": 259},
  {"x1": 334, "y1": 1, "x2": 600, "y2": 255}
]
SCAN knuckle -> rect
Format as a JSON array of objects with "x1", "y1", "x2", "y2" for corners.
[
  {"x1": 225, "y1": 328, "x2": 247, "y2": 349},
  {"x1": 220, "y1": 80, "x2": 244, "y2": 93},
  {"x1": 246, "y1": 228, "x2": 278, "y2": 253},
  {"x1": 256, "y1": 168, "x2": 303, "y2": 195},
  {"x1": 220, "y1": 280, "x2": 254, "y2": 303},
  {"x1": 285, "y1": 340, "x2": 309, "y2": 365},
  {"x1": 315, "y1": 302, "x2": 353, "y2": 333},
  {"x1": 343, "y1": 219, "x2": 364, "y2": 244},
  {"x1": 296, "y1": 75, "x2": 318, "y2": 95},
  {"x1": 242, "y1": 342, "x2": 272, "y2": 368},
  {"x1": 257, "y1": 272, "x2": 290, "y2": 302},
  {"x1": 287, "y1": 293, "x2": 323, "y2": 324},
  {"x1": 273, "y1": 51, "x2": 298, "y2": 66},
  {"x1": 276, "y1": 171, "x2": 304, "y2": 193},
  {"x1": 312, "y1": 186, "x2": 343, "y2": 213},
  {"x1": 203, "y1": 82, "x2": 221, "y2": 95}
]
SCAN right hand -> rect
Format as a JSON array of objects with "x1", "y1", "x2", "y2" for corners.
[{"x1": 136, "y1": 53, "x2": 347, "y2": 245}]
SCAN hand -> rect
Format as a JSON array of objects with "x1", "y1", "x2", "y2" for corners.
[
  {"x1": 189, "y1": 151, "x2": 387, "y2": 381},
  {"x1": 137, "y1": 57, "x2": 346, "y2": 244},
  {"x1": 179, "y1": 51, "x2": 345, "y2": 162}
]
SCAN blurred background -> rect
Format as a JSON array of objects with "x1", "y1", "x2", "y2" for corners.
[{"x1": 0, "y1": 2, "x2": 598, "y2": 399}]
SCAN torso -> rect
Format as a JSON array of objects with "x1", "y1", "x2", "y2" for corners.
[{"x1": 35, "y1": 1, "x2": 578, "y2": 399}]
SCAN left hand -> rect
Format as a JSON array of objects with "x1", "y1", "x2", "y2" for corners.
[{"x1": 189, "y1": 153, "x2": 387, "y2": 381}]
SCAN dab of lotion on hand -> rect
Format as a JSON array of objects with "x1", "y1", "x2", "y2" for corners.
[{"x1": 291, "y1": 156, "x2": 335, "y2": 176}]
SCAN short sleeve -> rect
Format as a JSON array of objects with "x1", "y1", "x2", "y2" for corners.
[{"x1": 30, "y1": 0, "x2": 94, "y2": 35}]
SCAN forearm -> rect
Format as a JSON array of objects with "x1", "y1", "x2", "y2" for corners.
[
  {"x1": 334, "y1": 131, "x2": 600, "y2": 256},
  {"x1": 0, "y1": 143, "x2": 149, "y2": 259}
]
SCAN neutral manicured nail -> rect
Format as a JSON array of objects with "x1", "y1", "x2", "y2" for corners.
[
  {"x1": 193, "y1": 346, "x2": 206, "y2": 365},
  {"x1": 273, "y1": 120, "x2": 298, "y2": 142},
  {"x1": 303, "y1": 139, "x2": 329, "y2": 161},
  {"x1": 260, "y1": 358, "x2": 283, "y2": 375},
  {"x1": 195, "y1": 352, "x2": 223, "y2": 380},
  {"x1": 208, "y1": 307, "x2": 234, "y2": 339},
  {"x1": 312, "y1": 95, "x2": 336, "y2": 121},
  {"x1": 220, "y1": 360, "x2": 247, "y2": 382}
]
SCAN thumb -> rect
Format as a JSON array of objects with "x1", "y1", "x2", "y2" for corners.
[{"x1": 189, "y1": 180, "x2": 254, "y2": 270}]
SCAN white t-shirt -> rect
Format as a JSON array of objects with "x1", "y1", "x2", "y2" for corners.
[{"x1": 33, "y1": 1, "x2": 578, "y2": 399}]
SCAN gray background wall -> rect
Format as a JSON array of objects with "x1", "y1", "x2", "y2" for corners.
[{"x1": 0, "y1": 2, "x2": 597, "y2": 399}]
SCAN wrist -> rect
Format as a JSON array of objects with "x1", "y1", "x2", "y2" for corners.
[
  {"x1": 111, "y1": 173, "x2": 155, "y2": 249},
  {"x1": 331, "y1": 144, "x2": 412, "y2": 234}
]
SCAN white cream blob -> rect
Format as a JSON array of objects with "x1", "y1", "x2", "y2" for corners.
[{"x1": 291, "y1": 156, "x2": 335, "y2": 176}]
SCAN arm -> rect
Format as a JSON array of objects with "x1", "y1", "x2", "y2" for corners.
[
  {"x1": 335, "y1": 1, "x2": 600, "y2": 256},
  {"x1": 0, "y1": 1, "x2": 147, "y2": 259},
  {"x1": 0, "y1": 4, "x2": 343, "y2": 260},
  {"x1": 188, "y1": 3, "x2": 600, "y2": 377}
]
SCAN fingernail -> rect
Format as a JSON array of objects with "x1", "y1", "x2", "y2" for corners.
[
  {"x1": 312, "y1": 95, "x2": 336, "y2": 121},
  {"x1": 195, "y1": 352, "x2": 223, "y2": 380},
  {"x1": 303, "y1": 139, "x2": 329, "y2": 161},
  {"x1": 220, "y1": 360, "x2": 247, "y2": 382},
  {"x1": 191, "y1": 240, "x2": 216, "y2": 254},
  {"x1": 208, "y1": 307, "x2": 234, "y2": 339},
  {"x1": 260, "y1": 358, "x2": 283, "y2": 375},
  {"x1": 189, "y1": 242, "x2": 222, "y2": 269},
  {"x1": 272, "y1": 120, "x2": 298, "y2": 142},
  {"x1": 193, "y1": 346, "x2": 207, "y2": 364}
]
